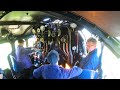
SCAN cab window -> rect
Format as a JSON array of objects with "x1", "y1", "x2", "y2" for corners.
[
  {"x1": 15, "y1": 39, "x2": 26, "y2": 49},
  {"x1": 0, "y1": 43, "x2": 11, "y2": 70},
  {"x1": 28, "y1": 37, "x2": 36, "y2": 47},
  {"x1": 102, "y1": 45, "x2": 120, "y2": 79}
]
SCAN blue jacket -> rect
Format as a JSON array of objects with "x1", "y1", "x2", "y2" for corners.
[
  {"x1": 80, "y1": 49, "x2": 99, "y2": 70},
  {"x1": 72, "y1": 69, "x2": 98, "y2": 79},
  {"x1": 16, "y1": 45, "x2": 34, "y2": 70},
  {"x1": 33, "y1": 64, "x2": 83, "y2": 79}
]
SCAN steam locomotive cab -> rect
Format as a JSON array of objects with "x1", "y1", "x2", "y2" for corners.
[{"x1": 31, "y1": 20, "x2": 85, "y2": 68}]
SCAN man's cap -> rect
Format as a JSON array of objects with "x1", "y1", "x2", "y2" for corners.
[
  {"x1": 47, "y1": 50, "x2": 59, "y2": 64},
  {"x1": 18, "y1": 39, "x2": 25, "y2": 43}
]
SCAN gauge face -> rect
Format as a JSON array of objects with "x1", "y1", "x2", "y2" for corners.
[
  {"x1": 70, "y1": 23, "x2": 77, "y2": 29},
  {"x1": 37, "y1": 28, "x2": 40, "y2": 33},
  {"x1": 40, "y1": 26, "x2": 45, "y2": 32},
  {"x1": 32, "y1": 29, "x2": 36, "y2": 34},
  {"x1": 72, "y1": 46, "x2": 77, "y2": 51}
]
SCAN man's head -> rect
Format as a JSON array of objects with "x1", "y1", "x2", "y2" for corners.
[
  {"x1": 86, "y1": 37, "x2": 97, "y2": 53},
  {"x1": 47, "y1": 50, "x2": 59, "y2": 65},
  {"x1": 18, "y1": 39, "x2": 25, "y2": 46}
]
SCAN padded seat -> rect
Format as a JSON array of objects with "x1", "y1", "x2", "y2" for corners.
[{"x1": 8, "y1": 53, "x2": 24, "y2": 79}]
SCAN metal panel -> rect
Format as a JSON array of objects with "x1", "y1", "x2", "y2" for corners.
[{"x1": 73, "y1": 11, "x2": 120, "y2": 37}]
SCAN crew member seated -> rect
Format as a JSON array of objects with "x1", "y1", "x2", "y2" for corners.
[
  {"x1": 46, "y1": 41, "x2": 68, "y2": 68},
  {"x1": 15, "y1": 39, "x2": 35, "y2": 79},
  {"x1": 33, "y1": 50, "x2": 83, "y2": 79}
]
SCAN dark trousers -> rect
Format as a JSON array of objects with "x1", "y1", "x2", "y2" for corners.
[{"x1": 21, "y1": 66, "x2": 35, "y2": 79}]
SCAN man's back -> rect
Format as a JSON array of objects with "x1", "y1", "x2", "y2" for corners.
[
  {"x1": 33, "y1": 64, "x2": 82, "y2": 79},
  {"x1": 16, "y1": 45, "x2": 33, "y2": 69}
]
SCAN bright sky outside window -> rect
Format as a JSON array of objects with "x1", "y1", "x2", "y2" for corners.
[{"x1": 0, "y1": 43, "x2": 11, "y2": 70}]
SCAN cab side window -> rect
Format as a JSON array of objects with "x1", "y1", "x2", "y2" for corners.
[{"x1": 0, "y1": 43, "x2": 12, "y2": 70}]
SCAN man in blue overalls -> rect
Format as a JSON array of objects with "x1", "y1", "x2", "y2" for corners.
[
  {"x1": 79, "y1": 37, "x2": 99, "y2": 78},
  {"x1": 33, "y1": 50, "x2": 83, "y2": 79},
  {"x1": 15, "y1": 39, "x2": 35, "y2": 78}
]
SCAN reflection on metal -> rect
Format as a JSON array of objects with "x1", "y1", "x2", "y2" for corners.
[
  {"x1": 58, "y1": 29, "x2": 61, "y2": 36},
  {"x1": 48, "y1": 30, "x2": 51, "y2": 37},
  {"x1": 67, "y1": 27, "x2": 73, "y2": 66}
]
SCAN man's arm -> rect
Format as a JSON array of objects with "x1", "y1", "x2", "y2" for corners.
[
  {"x1": 80, "y1": 54, "x2": 99, "y2": 70},
  {"x1": 79, "y1": 57, "x2": 86, "y2": 68},
  {"x1": 60, "y1": 66, "x2": 83, "y2": 79},
  {"x1": 24, "y1": 48, "x2": 35, "y2": 54},
  {"x1": 33, "y1": 66, "x2": 43, "y2": 79}
]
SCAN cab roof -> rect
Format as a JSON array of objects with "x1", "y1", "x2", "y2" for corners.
[{"x1": 0, "y1": 11, "x2": 120, "y2": 37}]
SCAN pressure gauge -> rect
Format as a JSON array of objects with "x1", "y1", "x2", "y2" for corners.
[
  {"x1": 40, "y1": 25, "x2": 45, "y2": 32},
  {"x1": 72, "y1": 46, "x2": 77, "y2": 51},
  {"x1": 70, "y1": 23, "x2": 77, "y2": 29},
  {"x1": 32, "y1": 29, "x2": 36, "y2": 34},
  {"x1": 37, "y1": 28, "x2": 40, "y2": 33}
]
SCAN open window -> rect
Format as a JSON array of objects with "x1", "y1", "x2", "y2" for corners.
[{"x1": 0, "y1": 43, "x2": 11, "y2": 70}]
